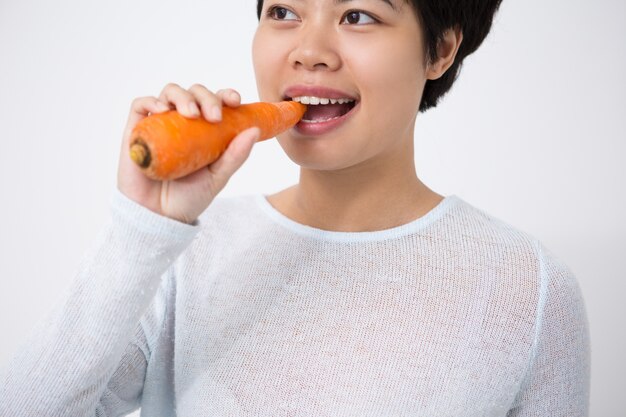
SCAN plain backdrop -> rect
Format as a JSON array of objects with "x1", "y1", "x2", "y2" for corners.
[{"x1": 0, "y1": 0, "x2": 624, "y2": 415}]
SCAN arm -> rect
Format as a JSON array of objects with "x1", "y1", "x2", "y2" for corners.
[
  {"x1": 507, "y1": 243, "x2": 591, "y2": 416},
  {"x1": 0, "y1": 189, "x2": 198, "y2": 417},
  {"x1": 94, "y1": 322, "x2": 150, "y2": 417}
]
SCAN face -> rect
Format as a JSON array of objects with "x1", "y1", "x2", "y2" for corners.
[{"x1": 252, "y1": 0, "x2": 428, "y2": 171}]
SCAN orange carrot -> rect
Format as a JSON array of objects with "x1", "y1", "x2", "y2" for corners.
[{"x1": 129, "y1": 101, "x2": 306, "y2": 181}]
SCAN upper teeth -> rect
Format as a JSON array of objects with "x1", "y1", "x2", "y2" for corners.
[{"x1": 292, "y1": 96, "x2": 355, "y2": 105}]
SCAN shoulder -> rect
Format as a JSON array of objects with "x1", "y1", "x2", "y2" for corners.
[
  {"x1": 199, "y1": 193, "x2": 255, "y2": 221},
  {"x1": 441, "y1": 197, "x2": 582, "y2": 294},
  {"x1": 187, "y1": 193, "x2": 276, "y2": 255},
  {"x1": 440, "y1": 196, "x2": 544, "y2": 266},
  {"x1": 448, "y1": 196, "x2": 585, "y2": 304},
  {"x1": 196, "y1": 193, "x2": 258, "y2": 234},
  {"x1": 444, "y1": 196, "x2": 588, "y2": 338}
]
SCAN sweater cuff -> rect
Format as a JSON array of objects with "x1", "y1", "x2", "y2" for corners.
[{"x1": 110, "y1": 188, "x2": 200, "y2": 241}]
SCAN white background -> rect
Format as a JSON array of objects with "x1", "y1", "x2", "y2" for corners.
[{"x1": 0, "y1": 0, "x2": 624, "y2": 415}]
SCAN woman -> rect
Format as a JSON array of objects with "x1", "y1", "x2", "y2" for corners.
[{"x1": 0, "y1": 0, "x2": 590, "y2": 416}]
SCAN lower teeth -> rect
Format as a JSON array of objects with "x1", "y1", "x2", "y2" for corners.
[{"x1": 301, "y1": 115, "x2": 342, "y2": 124}]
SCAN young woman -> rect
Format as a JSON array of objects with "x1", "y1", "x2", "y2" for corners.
[{"x1": 0, "y1": 0, "x2": 590, "y2": 416}]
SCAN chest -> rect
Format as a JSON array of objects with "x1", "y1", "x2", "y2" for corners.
[{"x1": 171, "y1": 262, "x2": 534, "y2": 416}]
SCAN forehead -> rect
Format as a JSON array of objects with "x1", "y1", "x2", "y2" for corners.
[
  {"x1": 334, "y1": 0, "x2": 397, "y2": 10},
  {"x1": 285, "y1": 0, "x2": 400, "y2": 11}
]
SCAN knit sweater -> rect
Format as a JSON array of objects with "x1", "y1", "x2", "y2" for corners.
[{"x1": 0, "y1": 188, "x2": 590, "y2": 417}]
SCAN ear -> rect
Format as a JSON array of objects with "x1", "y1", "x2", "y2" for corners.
[{"x1": 425, "y1": 26, "x2": 464, "y2": 80}]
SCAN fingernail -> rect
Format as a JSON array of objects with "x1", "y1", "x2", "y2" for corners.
[{"x1": 211, "y1": 107, "x2": 221, "y2": 121}]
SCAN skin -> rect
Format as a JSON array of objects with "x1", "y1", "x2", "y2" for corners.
[
  {"x1": 252, "y1": 0, "x2": 463, "y2": 232},
  {"x1": 117, "y1": 0, "x2": 461, "y2": 227}
]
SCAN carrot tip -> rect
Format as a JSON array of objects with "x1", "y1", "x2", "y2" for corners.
[{"x1": 130, "y1": 141, "x2": 151, "y2": 168}]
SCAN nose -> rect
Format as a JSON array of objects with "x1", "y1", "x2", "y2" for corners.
[{"x1": 287, "y1": 22, "x2": 341, "y2": 72}]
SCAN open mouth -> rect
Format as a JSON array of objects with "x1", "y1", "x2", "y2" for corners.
[{"x1": 284, "y1": 96, "x2": 358, "y2": 123}]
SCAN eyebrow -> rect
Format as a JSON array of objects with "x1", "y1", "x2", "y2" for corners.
[{"x1": 335, "y1": 0, "x2": 397, "y2": 12}]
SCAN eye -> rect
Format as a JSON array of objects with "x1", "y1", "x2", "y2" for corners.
[
  {"x1": 340, "y1": 10, "x2": 378, "y2": 25},
  {"x1": 266, "y1": 6, "x2": 298, "y2": 21}
]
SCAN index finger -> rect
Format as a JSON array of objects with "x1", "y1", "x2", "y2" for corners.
[
  {"x1": 215, "y1": 88, "x2": 241, "y2": 107},
  {"x1": 123, "y1": 97, "x2": 169, "y2": 141}
]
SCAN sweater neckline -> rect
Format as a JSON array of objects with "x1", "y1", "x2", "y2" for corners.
[{"x1": 253, "y1": 193, "x2": 460, "y2": 243}]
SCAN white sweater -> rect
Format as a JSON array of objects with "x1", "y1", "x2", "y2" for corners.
[{"x1": 0, "y1": 189, "x2": 590, "y2": 416}]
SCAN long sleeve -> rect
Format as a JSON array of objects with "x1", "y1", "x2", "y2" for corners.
[
  {"x1": 0, "y1": 189, "x2": 200, "y2": 417},
  {"x1": 93, "y1": 322, "x2": 150, "y2": 417},
  {"x1": 507, "y1": 243, "x2": 591, "y2": 416}
]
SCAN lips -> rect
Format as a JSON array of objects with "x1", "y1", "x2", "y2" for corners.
[{"x1": 279, "y1": 85, "x2": 360, "y2": 136}]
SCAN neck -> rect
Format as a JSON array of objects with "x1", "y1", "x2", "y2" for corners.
[{"x1": 268, "y1": 137, "x2": 444, "y2": 232}]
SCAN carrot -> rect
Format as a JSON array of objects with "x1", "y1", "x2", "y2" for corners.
[{"x1": 129, "y1": 101, "x2": 306, "y2": 181}]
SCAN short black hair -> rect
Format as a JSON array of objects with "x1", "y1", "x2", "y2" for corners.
[{"x1": 256, "y1": 0, "x2": 503, "y2": 113}]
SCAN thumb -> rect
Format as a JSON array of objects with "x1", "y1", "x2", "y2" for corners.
[{"x1": 206, "y1": 126, "x2": 260, "y2": 183}]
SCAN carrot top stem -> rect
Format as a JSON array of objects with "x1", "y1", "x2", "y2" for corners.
[{"x1": 129, "y1": 141, "x2": 150, "y2": 168}]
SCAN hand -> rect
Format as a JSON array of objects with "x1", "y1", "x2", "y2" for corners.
[{"x1": 117, "y1": 83, "x2": 260, "y2": 224}]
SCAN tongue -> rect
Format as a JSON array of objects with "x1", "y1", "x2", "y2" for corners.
[{"x1": 303, "y1": 103, "x2": 352, "y2": 121}]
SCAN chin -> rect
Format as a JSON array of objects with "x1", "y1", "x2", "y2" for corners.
[{"x1": 282, "y1": 145, "x2": 364, "y2": 173}]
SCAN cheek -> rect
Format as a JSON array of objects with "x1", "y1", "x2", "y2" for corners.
[
  {"x1": 344, "y1": 38, "x2": 424, "y2": 134},
  {"x1": 252, "y1": 30, "x2": 288, "y2": 101},
  {"x1": 252, "y1": 31, "x2": 273, "y2": 101}
]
